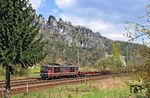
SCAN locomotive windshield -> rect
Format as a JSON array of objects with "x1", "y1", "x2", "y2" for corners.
[
  {"x1": 41, "y1": 66, "x2": 48, "y2": 72},
  {"x1": 70, "y1": 67, "x2": 75, "y2": 72}
]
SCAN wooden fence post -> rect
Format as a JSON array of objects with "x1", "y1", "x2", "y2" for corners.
[
  {"x1": 85, "y1": 77, "x2": 87, "y2": 84},
  {"x1": 1, "y1": 85, "x2": 4, "y2": 97},
  {"x1": 66, "y1": 85, "x2": 68, "y2": 90},
  {"x1": 89, "y1": 82, "x2": 91, "y2": 90},
  {"x1": 26, "y1": 82, "x2": 28, "y2": 94},
  {"x1": 49, "y1": 91, "x2": 51, "y2": 98},
  {"x1": 76, "y1": 85, "x2": 78, "y2": 95},
  {"x1": 58, "y1": 88, "x2": 62, "y2": 98}
]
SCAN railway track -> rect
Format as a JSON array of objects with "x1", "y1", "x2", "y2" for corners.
[
  {"x1": 0, "y1": 78, "x2": 38, "y2": 86},
  {"x1": 0, "y1": 75, "x2": 111, "y2": 97},
  {"x1": 0, "y1": 78, "x2": 38, "y2": 83},
  {"x1": 0, "y1": 71, "x2": 110, "y2": 87},
  {"x1": 0, "y1": 72, "x2": 123, "y2": 97}
]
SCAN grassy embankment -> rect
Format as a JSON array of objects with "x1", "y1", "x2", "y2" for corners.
[{"x1": 11, "y1": 76, "x2": 145, "y2": 98}]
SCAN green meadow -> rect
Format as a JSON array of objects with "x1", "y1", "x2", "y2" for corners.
[{"x1": 11, "y1": 77, "x2": 146, "y2": 98}]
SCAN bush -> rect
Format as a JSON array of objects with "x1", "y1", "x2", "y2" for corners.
[
  {"x1": 13, "y1": 65, "x2": 29, "y2": 77},
  {"x1": 17, "y1": 68, "x2": 29, "y2": 77},
  {"x1": 0, "y1": 67, "x2": 5, "y2": 76}
]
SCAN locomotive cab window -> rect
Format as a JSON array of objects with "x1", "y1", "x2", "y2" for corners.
[
  {"x1": 41, "y1": 66, "x2": 48, "y2": 72},
  {"x1": 70, "y1": 67, "x2": 75, "y2": 72},
  {"x1": 54, "y1": 67, "x2": 60, "y2": 73}
]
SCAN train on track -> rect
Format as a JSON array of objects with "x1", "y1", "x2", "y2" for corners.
[{"x1": 40, "y1": 63, "x2": 110, "y2": 79}]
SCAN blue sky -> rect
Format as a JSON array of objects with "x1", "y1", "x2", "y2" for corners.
[{"x1": 29, "y1": 0, "x2": 148, "y2": 42}]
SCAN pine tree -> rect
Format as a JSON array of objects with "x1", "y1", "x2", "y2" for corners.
[{"x1": 0, "y1": 0, "x2": 46, "y2": 97}]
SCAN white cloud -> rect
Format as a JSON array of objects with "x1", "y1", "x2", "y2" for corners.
[
  {"x1": 89, "y1": 21, "x2": 128, "y2": 41},
  {"x1": 55, "y1": 0, "x2": 76, "y2": 10},
  {"x1": 104, "y1": 33, "x2": 128, "y2": 41},
  {"x1": 60, "y1": 13, "x2": 85, "y2": 25},
  {"x1": 54, "y1": 0, "x2": 147, "y2": 42},
  {"x1": 60, "y1": 13, "x2": 128, "y2": 41},
  {"x1": 51, "y1": 9, "x2": 59, "y2": 15},
  {"x1": 54, "y1": 0, "x2": 128, "y2": 41},
  {"x1": 89, "y1": 21, "x2": 114, "y2": 32},
  {"x1": 29, "y1": 0, "x2": 45, "y2": 10}
]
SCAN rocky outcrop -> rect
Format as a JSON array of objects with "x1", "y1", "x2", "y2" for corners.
[
  {"x1": 37, "y1": 15, "x2": 141, "y2": 55},
  {"x1": 38, "y1": 15, "x2": 113, "y2": 51}
]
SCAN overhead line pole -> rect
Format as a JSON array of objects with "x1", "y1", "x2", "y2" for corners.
[{"x1": 77, "y1": 45, "x2": 80, "y2": 66}]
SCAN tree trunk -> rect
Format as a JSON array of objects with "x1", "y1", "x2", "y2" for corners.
[{"x1": 5, "y1": 66, "x2": 10, "y2": 98}]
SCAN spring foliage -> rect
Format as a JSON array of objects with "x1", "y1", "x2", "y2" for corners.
[{"x1": 126, "y1": 3, "x2": 150, "y2": 96}]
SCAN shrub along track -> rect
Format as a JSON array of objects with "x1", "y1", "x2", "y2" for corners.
[{"x1": 0, "y1": 72, "x2": 123, "y2": 97}]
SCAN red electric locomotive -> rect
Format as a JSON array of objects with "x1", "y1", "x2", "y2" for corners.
[{"x1": 40, "y1": 63, "x2": 79, "y2": 79}]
